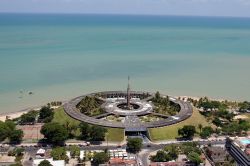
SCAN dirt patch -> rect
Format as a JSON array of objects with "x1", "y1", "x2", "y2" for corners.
[{"x1": 17, "y1": 124, "x2": 44, "y2": 140}]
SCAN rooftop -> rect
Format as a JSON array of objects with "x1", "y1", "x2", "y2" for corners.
[
  {"x1": 109, "y1": 158, "x2": 137, "y2": 165},
  {"x1": 232, "y1": 137, "x2": 250, "y2": 157}
]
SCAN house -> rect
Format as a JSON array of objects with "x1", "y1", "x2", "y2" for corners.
[
  {"x1": 206, "y1": 146, "x2": 229, "y2": 165},
  {"x1": 108, "y1": 158, "x2": 137, "y2": 166}
]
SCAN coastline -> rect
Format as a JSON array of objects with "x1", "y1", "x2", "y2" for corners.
[
  {"x1": 0, "y1": 106, "x2": 41, "y2": 122},
  {"x1": 0, "y1": 105, "x2": 62, "y2": 122},
  {"x1": 0, "y1": 90, "x2": 66, "y2": 121}
]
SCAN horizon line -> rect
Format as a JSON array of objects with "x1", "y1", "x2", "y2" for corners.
[{"x1": 1, "y1": 11, "x2": 250, "y2": 19}]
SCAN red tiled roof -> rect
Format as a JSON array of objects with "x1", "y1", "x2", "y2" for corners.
[{"x1": 109, "y1": 158, "x2": 136, "y2": 165}]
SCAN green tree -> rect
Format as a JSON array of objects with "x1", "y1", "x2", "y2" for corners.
[
  {"x1": 79, "y1": 122, "x2": 90, "y2": 139},
  {"x1": 39, "y1": 106, "x2": 54, "y2": 123},
  {"x1": 19, "y1": 111, "x2": 38, "y2": 124},
  {"x1": 69, "y1": 145, "x2": 80, "y2": 158},
  {"x1": 187, "y1": 152, "x2": 202, "y2": 165},
  {"x1": 77, "y1": 96, "x2": 104, "y2": 116},
  {"x1": 181, "y1": 142, "x2": 201, "y2": 155},
  {"x1": 0, "y1": 121, "x2": 10, "y2": 141},
  {"x1": 5, "y1": 120, "x2": 16, "y2": 131},
  {"x1": 51, "y1": 147, "x2": 69, "y2": 162},
  {"x1": 41, "y1": 122, "x2": 68, "y2": 145},
  {"x1": 0, "y1": 121, "x2": 23, "y2": 143},
  {"x1": 212, "y1": 117, "x2": 222, "y2": 127},
  {"x1": 92, "y1": 152, "x2": 109, "y2": 166},
  {"x1": 222, "y1": 119, "x2": 250, "y2": 135},
  {"x1": 64, "y1": 121, "x2": 78, "y2": 138},
  {"x1": 200, "y1": 126, "x2": 213, "y2": 139},
  {"x1": 9, "y1": 129, "x2": 23, "y2": 144},
  {"x1": 222, "y1": 122, "x2": 239, "y2": 135},
  {"x1": 238, "y1": 119, "x2": 250, "y2": 132},
  {"x1": 239, "y1": 101, "x2": 250, "y2": 112},
  {"x1": 178, "y1": 125, "x2": 196, "y2": 139},
  {"x1": 89, "y1": 125, "x2": 107, "y2": 141},
  {"x1": 14, "y1": 148, "x2": 24, "y2": 156},
  {"x1": 150, "y1": 150, "x2": 170, "y2": 162},
  {"x1": 126, "y1": 137, "x2": 143, "y2": 153},
  {"x1": 198, "y1": 124, "x2": 203, "y2": 133},
  {"x1": 166, "y1": 144, "x2": 178, "y2": 160},
  {"x1": 38, "y1": 160, "x2": 53, "y2": 166},
  {"x1": 155, "y1": 91, "x2": 161, "y2": 102}
]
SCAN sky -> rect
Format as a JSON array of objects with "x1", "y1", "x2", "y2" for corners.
[{"x1": 0, "y1": 0, "x2": 250, "y2": 17}]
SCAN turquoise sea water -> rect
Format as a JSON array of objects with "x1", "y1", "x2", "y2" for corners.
[{"x1": 0, "y1": 14, "x2": 250, "y2": 112}]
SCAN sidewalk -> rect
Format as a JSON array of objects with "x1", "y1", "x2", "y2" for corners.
[{"x1": 151, "y1": 136, "x2": 227, "y2": 145}]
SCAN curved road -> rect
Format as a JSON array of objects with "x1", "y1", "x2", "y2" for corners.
[{"x1": 63, "y1": 91, "x2": 193, "y2": 130}]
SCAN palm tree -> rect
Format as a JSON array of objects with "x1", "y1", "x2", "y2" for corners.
[{"x1": 198, "y1": 124, "x2": 203, "y2": 133}]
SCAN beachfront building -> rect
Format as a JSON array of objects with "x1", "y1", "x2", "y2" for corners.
[{"x1": 225, "y1": 137, "x2": 250, "y2": 166}]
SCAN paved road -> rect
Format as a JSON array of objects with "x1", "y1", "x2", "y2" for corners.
[
  {"x1": 1, "y1": 139, "x2": 226, "y2": 166},
  {"x1": 0, "y1": 139, "x2": 226, "y2": 152}
]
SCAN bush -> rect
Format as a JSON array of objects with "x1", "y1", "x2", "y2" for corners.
[{"x1": 38, "y1": 160, "x2": 53, "y2": 166}]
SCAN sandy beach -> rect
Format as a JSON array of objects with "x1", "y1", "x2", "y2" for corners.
[
  {"x1": 0, "y1": 105, "x2": 62, "y2": 122},
  {"x1": 0, "y1": 107, "x2": 41, "y2": 122},
  {"x1": 0, "y1": 110, "x2": 29, "y2": 122}
]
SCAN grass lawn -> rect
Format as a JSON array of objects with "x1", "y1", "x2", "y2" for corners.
[
  {"x1": 242, "y1": 113, "x2": 250, "y2": 122},
  {"x1": 148, "y1": 107, "x2": 213, "y2": 141},
  {"x1": 53, "y1": 107, "x2": 124, "y2": 142},
  {"x1": 53, "y1": 107, "x2": 80, "y2": 126},
  {"x1": 106, "y1": 128, "x2": 125, "y2": 143}
]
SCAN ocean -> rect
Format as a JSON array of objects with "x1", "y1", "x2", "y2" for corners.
[{"x1": 0, "y1": 14, "x2": 250, "y2": 113}]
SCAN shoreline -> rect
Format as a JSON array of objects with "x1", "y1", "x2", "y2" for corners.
[
  {"x1": 0, "y1": 103, "x2": 62, "y2": 122},
  {"x1": 0, "y1": 106, "x2": 40, "y2": 122}
]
